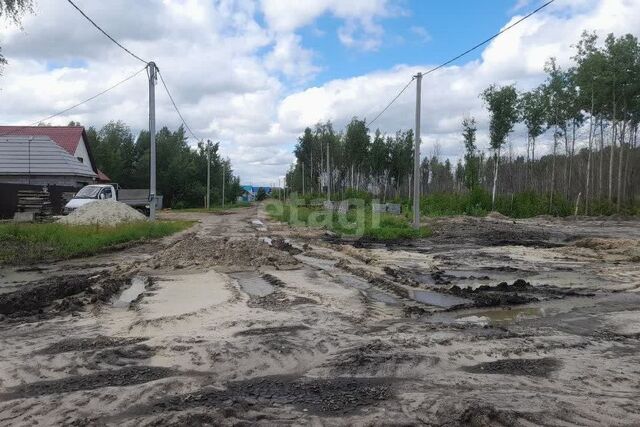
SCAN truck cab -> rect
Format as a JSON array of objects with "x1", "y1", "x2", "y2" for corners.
[{"x1": 64, "y1": 184, "x2": 117, "y2": 213}]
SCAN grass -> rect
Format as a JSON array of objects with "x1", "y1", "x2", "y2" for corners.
[
  {"x1": 0, "y1": 220, "x2": 194, "y2": 265},
  {"x1": 419, "y1": 188, "x2": 638, "y2": 218},
  {"x1": 265, "y1": 201, "x2": 431, "y2": 240}
]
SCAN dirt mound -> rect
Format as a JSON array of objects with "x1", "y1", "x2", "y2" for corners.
[
  {"x1": 152, "y1": 235, "x2": 299, "y2": 269},
  {"x1": 1, "y1": 366, "x2": 174, "y2": 399},
  {"x1": 38, "y1": 336, "x2": 147, "y2": 354},
  {"x1": 486, "y1": 211, "x2": 510, "y2": 220},
  {"x1": 147, "y1": 375, "x2": 393, "y2": 415},
  {"x1": 59, "y1": 200, "x2": 146, "y2": 226},
  {"x1": 461, "y1": 357, "x2": 561, "y2": 377},
  {"x1": 573, "y1": 237, "x2": 640, "y2": 260}
]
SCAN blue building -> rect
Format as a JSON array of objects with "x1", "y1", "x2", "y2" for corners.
[{"x1": 238, "y1": 185, "x2": 272, "y2": 202}]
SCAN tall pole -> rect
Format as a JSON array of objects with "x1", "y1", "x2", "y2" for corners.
[
  {"x1": 222, "y1": 162, "x2": 225, "y2": 208},
  {"x1": 327, "y1": 140, "x2": 330, "y2": 201},
  {"x1": 302, "y1": 162, "x2": 305, "y2": 196},
  {"x1": 412, "y1": 72, "x2": 422, "y2": 229},
  {"x1": 206, "y1": 140, "x2": 211, "y2": 209},
  {"x1": 148, "y1": 62, "x2": 157, "y2": 221}
]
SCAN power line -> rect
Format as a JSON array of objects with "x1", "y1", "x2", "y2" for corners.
[
  {"x1": 422, "y1": 0, "x2": 555, "y2": 76},
  {"x1": 367, "y1": 0, "x2": 555, "y2": 128},
  {"x1": 157, "y1": 69, "x2": 201, "y2": 141},
  {"x1": 368, "y1": 77, "x2": 415, "y2": 127},
  {"x1": 0, "y1": 65, "x2": 148, "y2": 137},
  {"x1": 66, "y1": 0, "x2": 148, "y2": 64}
]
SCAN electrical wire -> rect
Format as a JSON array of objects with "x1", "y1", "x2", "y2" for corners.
[
  {"x1": 422, "y1": 0, "x2": 555, "y2": 76},
  {"x1": 66, "y1": 0, "x2": 148, "y2": 64},
  {"x1": 0, "y1": 65, "x2": 148, "y2": 138},
  {"x1": 367, "y1": 0, "x2": 555, "y2": 127},
  {"x1": 157, "y1": 69, "x2": 201, "y2": 141},
  {"x1": 368, "y1": 77, "x2": 415, "y2": 127}
]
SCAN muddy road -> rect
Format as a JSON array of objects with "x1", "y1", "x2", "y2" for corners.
[{"x1": 1, "y1": 206, "x2": 640, "y2": 425}]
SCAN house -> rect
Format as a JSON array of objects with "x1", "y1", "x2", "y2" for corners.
[
  {"x1": 238, "y1": 185, "x2": 272, "y2": 202},
  {"x1": 0, "y1": 136, "x2": 97, "y2": 186},
  {"x1": 0, "y1": 125, "x2": 110, "y2": 183}
]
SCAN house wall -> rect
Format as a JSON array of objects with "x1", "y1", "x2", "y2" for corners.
[
  {"x1": 0, "y1": 175, "x2": 94, "y2": 187},
  {"x1": 73, "y1": 136, "x2": 91, "y2": 167}
]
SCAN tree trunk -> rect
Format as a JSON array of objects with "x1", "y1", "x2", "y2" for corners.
[
  {"x1": 616, "y1": 116, "x2": 626, "y2": 212},
  {"x1": 491, "y1": 148, "x2": 500, "y2": 210},
  {"x1": 599, "y1": 120, "x2": 604, "y2": 199},
  {"x1": 608, "y1": 103, "x2": 616, "y2": 202},
  {"x1": 585, "y1": 109, "x2": 594, "y2": 215},
  {"x1": 550, "y1": 124, "x2": 558, "y2": 213}
]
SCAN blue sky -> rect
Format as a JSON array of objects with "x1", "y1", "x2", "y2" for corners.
[
  {"x1": 3, "y1": 0, "x2": 638, "y2": 184},
  {"x1": 294, "y1": 0, "x2": 522, "y2": 85}
]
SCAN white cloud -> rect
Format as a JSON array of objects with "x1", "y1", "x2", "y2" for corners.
[{"x1": 0, "y1": 0, "x2": 639, "y2": 186}]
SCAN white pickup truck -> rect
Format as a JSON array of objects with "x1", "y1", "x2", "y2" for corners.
[{"x1": 64, "y1": 184, "x2": 162, "y2": 215}]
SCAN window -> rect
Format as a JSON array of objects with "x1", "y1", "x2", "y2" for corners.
[
  {"x1": 102, "y1": 188, "x2": 113, "y2": 199},
  {"x1": 77, "y1": 157, "x2": 84, "y2": 163}
]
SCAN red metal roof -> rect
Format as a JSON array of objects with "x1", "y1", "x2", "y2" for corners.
[
  {"x1": 0, "y1": 126, "x2": 84, "y2": 156},
  {"x1": 97, "y1": 169, "x2": 111, "y2": 182}
]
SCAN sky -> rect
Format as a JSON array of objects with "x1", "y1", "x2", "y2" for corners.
[{"x1": 1, "y1": 0, "x2": 639, "y2": 185}]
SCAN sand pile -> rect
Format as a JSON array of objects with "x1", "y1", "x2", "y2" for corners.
[
  {"x1": 59, "y1": 200, "x2": 146, "y2": 226},
  {"x1": 573, "y1": 237, "x2": 640, "y2": 261}
]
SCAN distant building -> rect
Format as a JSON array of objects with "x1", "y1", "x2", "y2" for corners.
[
  {"x1": 238, "y1": 185, "x2": 272, "y2": 202},
  {"x1": 0, "y1": 125, "x2": 110, "y2": 184}
]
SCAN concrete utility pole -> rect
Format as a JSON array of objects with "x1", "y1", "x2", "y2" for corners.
[
  {"x1": 206, "y1": 139, "x2": 211, "y2": 209},
  {"x1": 327, "y1": 140, "x2": 330, "y2": 201},
  {"x1": 412, "y1": 72, "x2": 422, "y2": 229},
  {"x1": 302, "y1": 162, "x2": 305, "y2": 196},
  {"x1": 222, "y1": 162, "x2": 225, "y2": 208},
  {"x1": 148, "y1": 62, "x2": 157, "y2": 221}
]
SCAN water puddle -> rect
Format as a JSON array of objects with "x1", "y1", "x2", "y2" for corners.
[
  {"x1": 409, "y1": 290, "x2": 471, "y2": 308},
  {"x1": 455, "y1": 307, "x2": 544, "y2": 325},
  {"x1": 336, "y1": 274, "x2": 399, "y2": 305},
  {"x1": 112, "y1": 276, "x2": 148, "y2": 308},
  {"x1": 231, "y1": 272, "x2": 275, "y2": 297},
  {"x1": 294, "y1": 254, "x2": 338, "y2": 271}
]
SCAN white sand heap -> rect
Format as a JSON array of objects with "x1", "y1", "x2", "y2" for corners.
[{"x1": 59, "y1": 200, "x2": 146, "y2": 226}]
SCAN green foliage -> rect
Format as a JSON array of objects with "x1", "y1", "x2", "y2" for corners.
[
  {"x1": 256, "y1": 187, "x2": 267, "y2": 201},
  {"x1": 481, "y1": 84, "x2": 519, "y2": 151},
  {"x1": 0, "y1": 221, "x2": 193, "y2": 265},
  {"x1": 87, "y1": 123, "x2": 242, "y2": 209},
  {"x1": 265, "y1": 201, "x2": 430, "y2": 241}
]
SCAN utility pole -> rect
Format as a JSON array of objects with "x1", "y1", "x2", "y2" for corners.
[
  {"x1": 222, "y1": 162, "x2": 225, "y2": 208},
  {"x1": 302, "y1": 162, "x2": 305, "y2": 196},
  {"x1": 148, "y1": 62, "x2": 157, "y2": 221},
  {"x1": 327, "y1": 140, "x2": 330, "y2": 201},
  {"x1": 206, "y1": 139, "x2": 211, "y2": 209},
  {"x1": 412, "y1": 72, "x2": 422, "y2": 229}
]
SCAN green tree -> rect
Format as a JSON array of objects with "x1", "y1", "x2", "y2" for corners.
[
  {"x1": 256, "y1": 187, "x2": 267, "y2": 201},
  {"x1": 461, "y1": 116, "x2": 479, "y2": 190},
  {"x1": 481, "y1": 84, "x2": 519, "y2": 208},
  {"x1": 0, "y1": 0, "x2": 33, "y2": 74}
]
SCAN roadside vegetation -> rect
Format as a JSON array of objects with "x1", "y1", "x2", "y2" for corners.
[
  {"x1": 265, "y1": 199, "x2": 431, "y2": 240},
  {"x1": 0, "y1": 220, "x2": 193, "y2": 265},
  {"x1": 284, "y1": 31, "x2": 640, "y2": 217}
]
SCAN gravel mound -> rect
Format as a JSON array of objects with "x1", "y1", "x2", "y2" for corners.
[{"x1": 59, "y1": 200, "x2": 146, "y2": 226}]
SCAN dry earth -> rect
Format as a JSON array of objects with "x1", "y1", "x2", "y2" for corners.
[{"x1": 1, "y1": 205, "x2": 640, "y2": 426}]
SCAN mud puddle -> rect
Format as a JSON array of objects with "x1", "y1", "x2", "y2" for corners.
[
  {"x1": 231, "y1": 272, "x2": 275, "y2": 297},
  {"x1": 409, "y1": 290, "x2": 471, "y2": 308},
  {"x1": 336, "y1": 274, "x2": 399, "y2": 305},
  {"x1": 112, "y1": 276, "x2": 149, "y2": 308}
]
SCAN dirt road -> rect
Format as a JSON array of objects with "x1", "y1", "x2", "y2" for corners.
[{"x1": 1, "y1": 206, "x2": 639, "y2": 426}]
